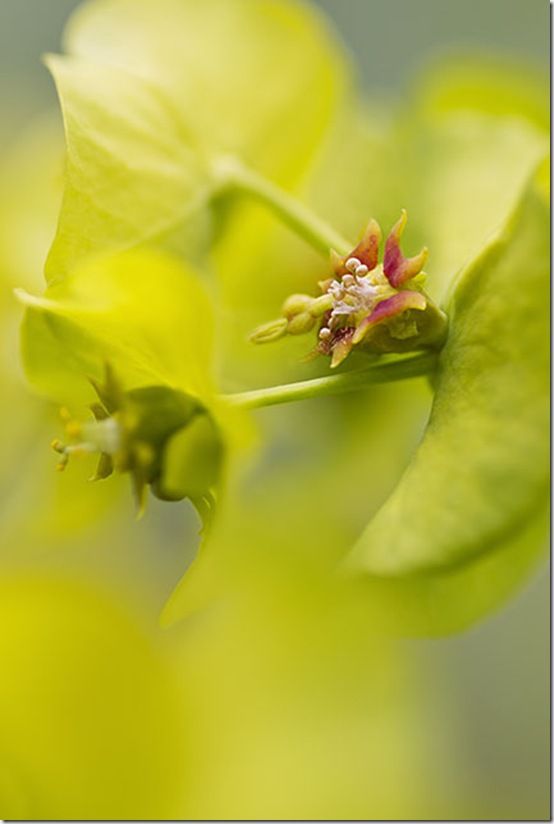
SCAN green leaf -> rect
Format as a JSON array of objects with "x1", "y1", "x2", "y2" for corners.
[
  {"x1": 161, "y1": 414, "x2": 223, "y2": 501},
  {"x1": 416, "y1": 55, "x2": 548, "y2": 130},
  {"x1": 346, "y1": 160, "x2": 549, "y2": 577},
  {"x1": 19, "y1": 248, "x2": 215, "y2": 406},
  {"x1": 362, "y1": 502, "x2": 549, "y2": 636},
  {"x1": 44, "y1": 54, "x2": 212, "y2": 282},
  {"x1": 46, "y1": 0, "x2": 350, "y2": 278},
  {"x1": 403, "y1": 57, "x2": 549, "y2": 300}
]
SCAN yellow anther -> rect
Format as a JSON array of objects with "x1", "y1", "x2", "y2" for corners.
[{"x1": 64, "y1": 420, "x2": 82, "y2": 439}]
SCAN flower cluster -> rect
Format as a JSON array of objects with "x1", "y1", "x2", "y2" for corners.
[{"x1": 251, "y1": 211, "x2": 447, "y2": 367}]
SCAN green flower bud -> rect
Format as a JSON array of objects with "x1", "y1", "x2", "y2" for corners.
[
  {"x1": 281, "y1": 293, "x2": 314, "y2": 318},
  {"x1": 287, "y1": 311, "x2": 315, "y2": 335},
  {"x1": 249, "y1": 317, "x2": 288, "y2": 343},
  {"x1": 308, "y1": 294, "x2": 334, "y2": 317}
]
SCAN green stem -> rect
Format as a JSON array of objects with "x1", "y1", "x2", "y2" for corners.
[
  {"x1": 212, "y1": 155, "x2": 352, "y2": 257},
  {"x1": 224, "y1": 352, "x2": 437, "y2": 410}
]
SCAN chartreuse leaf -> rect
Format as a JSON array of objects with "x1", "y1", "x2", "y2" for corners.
[
  {"x1": 416, "y1": 55, "x2": 548, "y2": 130},
  {"x1": 19, "y1": 248, "x2": 214, "y2": 406},
  {"x1": 44, "y1": 55, "x2": 211, "y2": 282},
  {"x1": 352, "y1": 501, "x2": 549, "y2": 637},
  {"x1": 161, "y1": 415, "x2": 224, "y2": 501},
  {"x1": 403, "y1": 57, "x2": 548, "y2": 299},
  {"x1": 46, "y1": 0, "x2": 350, "y2": 278},
  {"x1": 346, "y1": 160, "x2": 549, "y2": 577},
  {"x1": 63, "y1": 0, "x2": 349, "y2": 178}
]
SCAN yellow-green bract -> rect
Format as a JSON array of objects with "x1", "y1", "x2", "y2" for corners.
[
  {"x1": 44, "y1": 0, "x2": 351, "y2": 279},
  {"x1": 18, "y1": 248, "x2": 249, "y2": 510},
  {"x1": 346, "y1": 161, "x2": 549, "y2": 578}
]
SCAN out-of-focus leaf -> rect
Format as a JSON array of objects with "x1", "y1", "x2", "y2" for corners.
[
  {"x1": 162, "y1": 414, "x2": 224, "y2": 500},
  {"x1": 351, "y1": 502, "x2": 549, "y2": 637},
  {"x1": 403, "y1": 57, "x2": 549, "y2": 299},
  {"x1": 0, "y1": 118, "x2": 130, "y2": 539},
  {"x1": 416, "y1": 55, "x2": 548, "y2": 130},
  {"x1": 19, "y1": 248, "x2": 215, "y2": 405},
  {"x1": 64, "y1": 0, "x2": 350, "y2": 180},
  {"x1": 347, "y1": 160, "x2": 549, "y2": 576},
  {"x1": 46, "y1": 0, "x2": 351, "y2": 277},
  {"x1": 0, "y1": 574, "x2": 187, "y2": 819},
  {"x1": 45, "y1": 54, "x2": 211, "y2": 282}
]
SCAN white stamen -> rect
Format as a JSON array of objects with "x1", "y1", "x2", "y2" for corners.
[
  {"x1": 319, "y1": 327, "x2": 331, "y2": 340},
  {"x1": 328, "y1": 280, "x2": 344, "y2": 300},
  {"x1": 342, "y1": 274, "x2": 355, "y2": 287},
  {"x1": 345, "y1": 257, "x2": 361, "y2": 274},
  {"x1": 82, "y1": 416, "x2": 122, "y2": 455},
  {"x1": 355, "y1": 264, "x2": 369, "y2": 276}
]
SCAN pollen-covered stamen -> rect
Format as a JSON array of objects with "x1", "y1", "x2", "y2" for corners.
[
  {"x1": 344, "y1": 258, "x2": 369, "y2": 278},
  {"x1": 327, "y1": 272, "x2": 380, "y2": 329},
  {"x1": 250, "y1": 211, "x2": 447, "y2": 363},
  {"x1": 51, "y1": 437, "x2": 97, "y2": 471},
  {"x1": 383, "y1": 210, "x2": 428, "y2": 288}
]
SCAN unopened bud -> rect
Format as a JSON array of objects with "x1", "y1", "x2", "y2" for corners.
[
  {"x1": 249, "y1": 317, "x2": 288, "y2": 344},
  {"x1": 287, "y1": 311, "x2": 315, "y2": 335},
  {"x1": 282, "y1": 293, "x2": 313, "y2": 319},
  {"x1": 309, "y1": 294, "x2": 334, "y2": 317}
]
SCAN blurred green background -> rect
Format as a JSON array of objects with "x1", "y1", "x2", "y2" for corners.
[
  {"x1": 0, "y1": 0, "x2": 548, "y2": 145},
  {"x1": 0, "y1": 0, "x2": 549, "y2": 819}
]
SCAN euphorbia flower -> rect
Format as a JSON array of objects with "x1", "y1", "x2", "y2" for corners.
[
  {"x1": 251, "y1": 212, "x2": 447, "y2": 367},
  {"x1": 51, "y1": 364, "x2": 223, "y2": 516},
  {"x1": 17, "y1": 247, "x2": 247, "y2": 521}
]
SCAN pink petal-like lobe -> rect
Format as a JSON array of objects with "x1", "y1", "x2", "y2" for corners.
[
  {"x1": 383, "y1": 210, "x2": 428, "y2": 287},
  {"x1": 332, "y1": 219, "x2": 382, "y2": 276},
  {"x1": 353, "y1": 290, "x2": 426, "y2": 344}
]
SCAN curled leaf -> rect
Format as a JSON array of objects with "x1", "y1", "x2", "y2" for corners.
[{"x1": 383, "y1": 210, "x2": 428, "y2": 288}]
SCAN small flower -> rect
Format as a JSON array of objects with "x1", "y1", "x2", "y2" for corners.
[
  {"x1": 52, "y1": 363, "x2": 223, "y2": 517},
  {"x1": 251, "y1": 212, "x2": 447, "y2": 367}
]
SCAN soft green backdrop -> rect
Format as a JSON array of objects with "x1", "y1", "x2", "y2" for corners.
[{"x1": 0, "y1": 0, "x2": 549, "y2": 817}]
